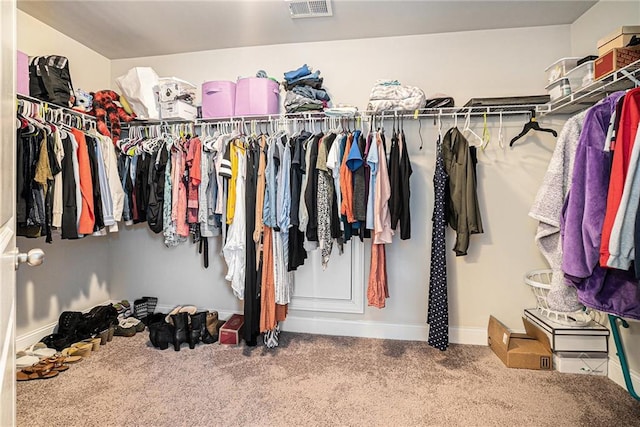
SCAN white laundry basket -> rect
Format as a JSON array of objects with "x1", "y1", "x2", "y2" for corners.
[{"x1": 524, "y1": 269, "x2": 592, "y2": 327}]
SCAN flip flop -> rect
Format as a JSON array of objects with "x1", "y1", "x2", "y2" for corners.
[
  {"x1": 16, "y1": 364, "x2": 59, "y2": 381},
  {"x1": 26, "y1": 342, "x2": 56, "y2": 358},
  {"x1": 15, "y1": 351, "x2": 39, "y2": 369}
]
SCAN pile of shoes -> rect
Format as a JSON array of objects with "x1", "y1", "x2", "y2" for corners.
[
  {"x1": 283, "y1": 64, "x2": 331, "y2": 113},
  {"x1": 40, "y1": 305, "x2": 119, "y2": 351},
  {"x1": 112, "y1": 296, "x2": 157, "y2": 337},
  {"x1": 16, "y1": 343, "x2": 84, "y2": 382},
  {"x1": 148, "y1": 305, "x2": 224, "y2": 351}
]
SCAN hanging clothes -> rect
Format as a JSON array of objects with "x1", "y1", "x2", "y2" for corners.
[
  {"x1": 317, "y1": 133, "x2": 336, "y2": 268},
  {"x1": 71, "y1": 128, "x2": 95, "y2": 235},
  {"x1": 562, "y1": 91, "x2": 640, "y2": 320},
  {"x1": 289, "y1": 131, "x2": 310, "y2": 271},
  {"x1": 441, "y1": 127, "x2": 483, "y2": 256},
  {"x1": 397, "y1": 130, "x2": 413, "y2": 239},
  {"x1": 427, "y1": 138, "x2": 449, "y2": 351},
  {"x1": 223, "y1": 143, "x2": 247, "y2": 299},
  {"x1": 599, "y1": 88, "x2": 640, "y2": 267},
  {"x1": 260, "y1": 226, "x2": 277, "y2": 332},
  {"x1": 244, "y1": 137, "x2": 260, "y2": 347},
  {"x1": 529, "y1": 110, "x2": 587, "y2": 312},
  {"x1": 59, "y1": 131, "x2": 79, "y2": 239},
  {"x1": 373, "y1": 130, "x2": 393, "y2": 245}
]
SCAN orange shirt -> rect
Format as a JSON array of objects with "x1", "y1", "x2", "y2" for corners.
[
  {"x1": 71, "y1": 129, "x2": 95, "y2": 234},
  {"x1": 339, "y1": 133, "x2": 356, "y2": 223}
]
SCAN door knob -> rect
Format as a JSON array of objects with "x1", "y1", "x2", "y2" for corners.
[{"x1": 15, "y1": 248, "x2": 45, "y2": 270}]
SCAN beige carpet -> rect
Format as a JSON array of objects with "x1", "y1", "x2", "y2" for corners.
[{"x1": 16, "y1": 331, "x2": 640, "y2": 426}]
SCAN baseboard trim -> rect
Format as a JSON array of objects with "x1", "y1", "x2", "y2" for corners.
[
  {"x1": 608, "y1": 356, "x2": 640, "y2": 396},
  {"x1": 281, "y1": 316, "x2": 487, "y2": 345},
  {"x1": 15, "y1": 300, "x2": 114, "y2": 351}
]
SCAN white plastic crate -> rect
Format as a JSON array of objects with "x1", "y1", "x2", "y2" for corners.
[
  {"x1": 565, "y1": 60, "x2": 595, "y2": 92},
  {"x1": 545, "y1": 78, "x2": 571, "y2": 101},
  {"x1": 545, "y1": 57, "x2": 581, "y2": 83}
]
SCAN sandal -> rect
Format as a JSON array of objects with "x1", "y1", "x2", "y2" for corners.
[
  {"x1": 60, "y1": 348, "x2": 83, "y2": 363},
  {"x1": 16, "y1": 364, "x2": 59, "y2": 381},
  {"x1": 15, "y1": 351, "x2": 39, "y2": 369},
  {"x1": 25, "y1": 342, "x2": 56, "y2": 358},
  {"x1": 70, "y1": 342, "x2": 92, "y2": 357},
  {"x1": 36, "y1": 357, "x2": 69, "y2": 373}
]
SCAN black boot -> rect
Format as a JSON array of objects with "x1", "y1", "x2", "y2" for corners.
[
  {"x1": 171, "y1": 312, "x2": 188, "y2": 351},
  {"x1": 188, "y1": 312, "x2": 206, "y2": 349},
  {"x1": 157, "y1": 323, "x2": 173, "y2": 350}
]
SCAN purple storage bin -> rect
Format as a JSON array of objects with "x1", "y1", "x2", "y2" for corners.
[
  {"x1": 201, "y1": 80, "x2": 236, "y2": 118},
  {"x1": 234, "y1": 77, "x2": 280, "y2": 116},
  {"x1": 16, "y1": 50, "x2": 29, "y2": 96}
]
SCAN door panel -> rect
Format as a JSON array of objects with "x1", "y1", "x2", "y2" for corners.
[{"x1": 0, "y1": 0, "x2": 17, "y2": 425}]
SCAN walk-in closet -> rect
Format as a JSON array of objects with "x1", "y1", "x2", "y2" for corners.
[{"x1": 2, "y1": 1, "x2": 640, "y2": 425}]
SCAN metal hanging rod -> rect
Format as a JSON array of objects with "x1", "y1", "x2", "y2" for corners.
[{"x1": 17, "y1": 93, "x2": 97, "y2": 120}]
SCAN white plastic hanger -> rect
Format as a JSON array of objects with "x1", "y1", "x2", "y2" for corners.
[{"x1": 462, "y1": 109, "x2": 483, "y2": 146}]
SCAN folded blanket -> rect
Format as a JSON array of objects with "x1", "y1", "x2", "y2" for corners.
[{"x1": 367, "y1": 82, "x2": 426, "y2": 112}]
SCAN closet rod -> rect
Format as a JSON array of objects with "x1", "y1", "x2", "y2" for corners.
[
  {"x1": 363, "y1": 105, "x2": 549, "y2": 119},
  {"x1": 17, "y1": 93, "x2": 97, "y2": 121},
  {"x1": 120, "y1": 103, "x2": 550, "y2": 129}
]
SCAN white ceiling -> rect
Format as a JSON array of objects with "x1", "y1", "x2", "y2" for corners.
[{"x1": 17, "y1": 0, "x2": 597, "y2": 60}]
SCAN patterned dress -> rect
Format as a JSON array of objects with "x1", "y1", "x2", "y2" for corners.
[{"x1": 427, "y1": 142, "x2": 449, "y2": 351}]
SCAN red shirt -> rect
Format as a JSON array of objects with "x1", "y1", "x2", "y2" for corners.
[{"x1": 600, "y1": 88, "x2": 640, "y2": 266}]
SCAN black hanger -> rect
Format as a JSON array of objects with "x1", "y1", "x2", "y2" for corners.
[{"x1": 509, "y1": 110, "x2": 557, "y2": 147}]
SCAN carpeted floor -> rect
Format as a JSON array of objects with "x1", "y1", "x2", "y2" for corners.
[{"x1": 16, "y1": 331, "x2": 640, "y2": 426}]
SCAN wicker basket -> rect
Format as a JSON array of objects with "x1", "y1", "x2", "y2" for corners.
[{"x1": 524, "y1": 269, "x2": 592, "y2": 327}]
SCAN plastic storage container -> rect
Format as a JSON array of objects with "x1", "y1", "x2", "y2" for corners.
[
  {"x1": 565, "y1": 60, "x2": 595, "y2": 92},
  {"x1": 234, "y1": 77, "x2": 280, "y2": 116},
  {"x1": 160, "y1": 100, "x2": 197, "y2": 120},
  {"x1": 16, "y1": 50, "x2": 29, "y2": 96},
  {"x1": 545, "y1": 57, "x2": 581, "y2": 83},
  {"x1": 157, "y1": 77, "x2": 196, "y2": 104},
  {"x1": 545, "y1": 78, "x2": 571, "y2": 101},
  {"x1": 201, "y1": 80, "x2": 236, "y2": 118}
]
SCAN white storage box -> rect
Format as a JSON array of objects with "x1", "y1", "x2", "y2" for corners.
[
  {"x1": 553, "y1": 352, "x2": 608, "y2": 376},
  {"x1": 157, "y1": 77, "x2": 197, "y2": 104},
  {"x1": 524, "y1": 308, "x2": 609, "y2": 353},
  {"x1": 160, "y1": 100, "x2": 197, "y2": 120},
  {"x1": 545, "y1": 57, "x2": 581, "y2": 83},
  {"x1": 545, "y1": 78, "x2": 571, "y2": 101},
  {"x1": 565, "y1": 61, "x2": 595, "y2": 92}
]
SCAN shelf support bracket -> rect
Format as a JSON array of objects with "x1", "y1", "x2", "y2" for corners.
[{"x1": 619, "y1": 69, "x2": 640, "y2": 87}]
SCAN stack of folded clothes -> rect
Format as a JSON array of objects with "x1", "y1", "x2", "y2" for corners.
[{"x1": 283, "y1": 64, "x2": 331, "y2": 113}]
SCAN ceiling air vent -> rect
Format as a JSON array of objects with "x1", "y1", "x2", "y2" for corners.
[{"x1": 287, "y1": 0, "x2": 333, "y2": 18}]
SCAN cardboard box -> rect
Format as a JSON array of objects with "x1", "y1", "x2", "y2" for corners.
[
  {"x1": 594, "y1": 47, "x2": 640, "y2": 80},
  {"x1": 598, "y1": 26, "x2": 640, "y2": 56},
  {"x1": 487, "y1": 315, "x2": 552, "y2": 370},
  {"x1": 524, "y1": 308, "x2": 609, "y2": 353},
  {"x1": 160, "y1": 100, "x2": 197, "y2": 120},
  {"x1": 219, "y1": 314, "x2": 244, "y2": 345},
  {"x1": 553, "y1": 352, "x2": 608, "y2": 376}
]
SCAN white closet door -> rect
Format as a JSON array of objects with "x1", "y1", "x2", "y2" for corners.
[{"x1": 0, "y1": 0, "x2": 17, "y2": 424}]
